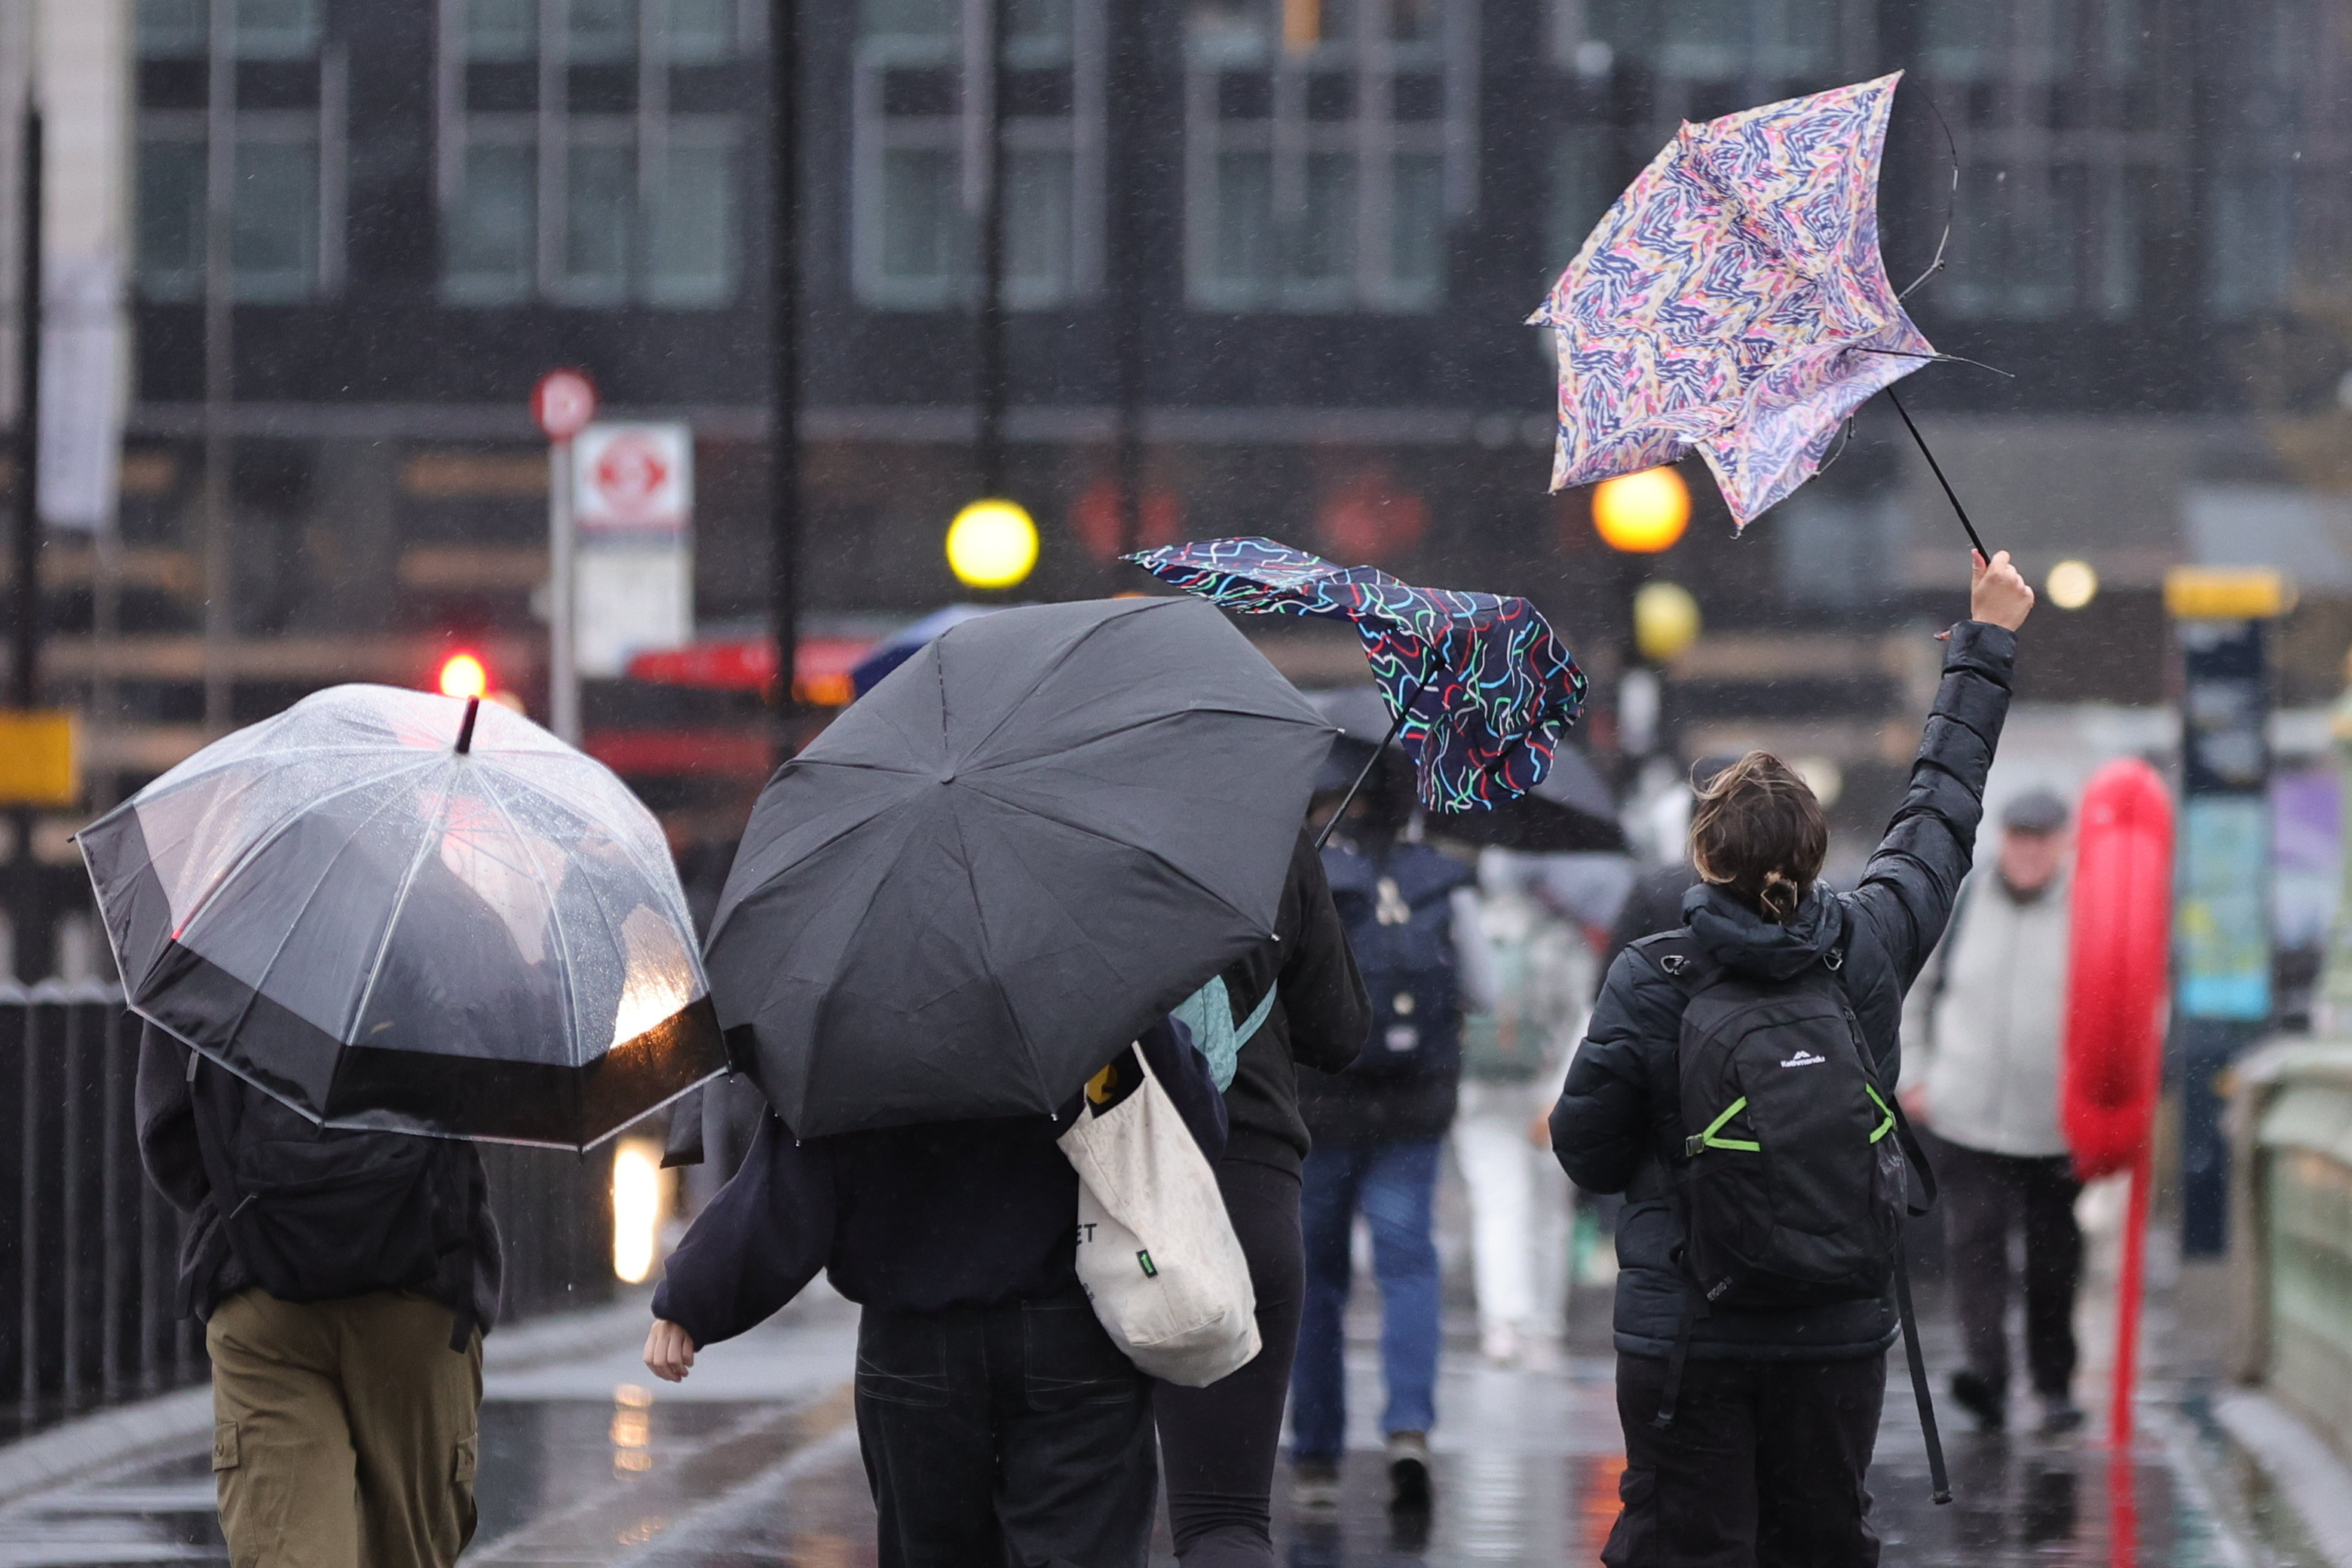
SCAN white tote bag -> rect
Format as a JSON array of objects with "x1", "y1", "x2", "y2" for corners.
[{"x1": 1057, "y1": 1044, "x2": 1261, "y2": 1387}]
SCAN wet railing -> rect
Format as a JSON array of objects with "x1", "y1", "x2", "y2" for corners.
[{"x1": 0, "y1": 983, "x2": 617, "y2": 1433}]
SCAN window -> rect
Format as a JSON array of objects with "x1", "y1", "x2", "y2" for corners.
[
  {"x1": 1545, "y1": 124, "x2": 1615, "y2": 277},
  {"x1": 850, "y1": 0, "x2": 1102, "y2": 310},
  {"x1": 2200, "y1": 0, "x2": 2352, "y2": 314},
  {"x1": 436, "y1": 0, "x2": 750, "y2": 307},
  {"x1": 1580, "y1": 0, "x2": 1838, "y2": 81},
  {"x1": 1184, "y1": 0, "x2": 1474, "y2": 313},
  {"x1": 1919, "y1": 0, "x2": 2139, "y2": 84},
  {"x1": 133, "y1": 0, "x2": 341, "y2": 303}
]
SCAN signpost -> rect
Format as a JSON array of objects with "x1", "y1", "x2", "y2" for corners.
[
  {"x1": 573, "y1": 422, "x2": 694, "y2": 680},
  {"x1": 531, "y1": 369, "x2": 597, "y2": 743}
]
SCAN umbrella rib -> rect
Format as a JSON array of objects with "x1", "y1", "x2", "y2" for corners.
[
  {"x1": 470, "y1": 767, "x2": 588, "y2": 1080},
  {"x1": 704, "y1": 784, "x2": 926, "y2": 954},
  {"x1": 473, "y1": 755, "x2": 697, "y2": 954},
  {"x1": 961, "y1": 704, "x2": 1331, "y2": 773},
  {"x1": 938, "y1": 790, "x2": 1059, "y2": 1113},
  {"x1": 948, "y1": 603, "x2": 1172, "y2": 767},
  {"x1": 341, "y1": 767, "x2": 463, "y2": 1050}
]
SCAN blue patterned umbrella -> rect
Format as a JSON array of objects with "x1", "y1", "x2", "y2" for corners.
[{"x1": 1124, "y1": 537, "x2": 1588, "y2": 814}]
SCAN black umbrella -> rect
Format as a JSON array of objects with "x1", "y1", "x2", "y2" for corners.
[{"x1": 706, "y1": 596, "x2": 1335, "y2": 1138}]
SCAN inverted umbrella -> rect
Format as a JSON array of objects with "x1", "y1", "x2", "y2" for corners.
[
  {"x1": 704, "y1": 596, "x2": 1334, "y2": 1138},
  {"x1": 78, "y1": 685, "x2": 726, "y2": 1149},
  {"x1": 1124, "y1": 537, "x2": 1589, "y2": 814},
  {"x1": 1529, "y1": 70, "x2": 1985, "y2": 549}
]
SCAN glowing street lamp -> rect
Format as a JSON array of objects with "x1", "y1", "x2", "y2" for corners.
[
  {"x1": 947, "y1": 498, "x2": 1039, "y2": 590},
  {"x1": 2047, "y1": 559, "x2": 2099, "y2": 611},
  {"x1": 1634, "y1": 580, "x2": 1702, "y2": 663},
  {"x1": 1592, "y1": 467, "x2": 1690, "y2": 553},
  {"x1": 437, "y1": 652, "x2": 489, "y2": 700}
]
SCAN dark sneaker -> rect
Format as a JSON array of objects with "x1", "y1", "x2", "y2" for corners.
[
  {"x1": 1950, "y1": 1370, "x2": 2007, "y2": 1432},
  {"x1": 1387, "y1": 1430, "x2": 1433, "y2": 1512},
  {"x1": 1291, "y1": 1459, "x2": 1341, "y2": 1512},
  {"x1": 2039, "y1": 1398, "x2": 2086, "y2": 1436}
]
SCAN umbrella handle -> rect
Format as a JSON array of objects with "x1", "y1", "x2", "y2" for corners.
[
  {"x1": 1313, "y1": 685, "x2": 1420, "y2": 852},
  {"x1": 1885, "y1": 387, "x2": 1990, "y2": 561}
]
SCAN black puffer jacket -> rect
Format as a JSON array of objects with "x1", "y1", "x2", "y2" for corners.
[{"x1": 1551, "y1": 620, "x2": 2015, "y2": 1362}]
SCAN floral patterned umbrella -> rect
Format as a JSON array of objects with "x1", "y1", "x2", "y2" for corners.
[
  {"x1": 1125, "y1": 537, "x2": 1588, "y2": 814},
  {"x1": 1528, "y1": 72, "x2": 1936, "y2": 528}
]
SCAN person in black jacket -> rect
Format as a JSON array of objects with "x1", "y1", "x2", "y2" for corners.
[
  {"x1": 1551, "y1": 550, "x2": 2033, "y2": 1568},
  {"x1": 645, "y1": 1018, "x2": 1222, "y2": 1568},
  {"x1": 1156, "y1": 829, "x2": 1370, "y2": 1568}
]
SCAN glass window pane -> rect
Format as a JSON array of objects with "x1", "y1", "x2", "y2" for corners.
[
  {"x1": 1009, "y1": 0, "x2": 1074, "y2": 47},
  {"x1": 1189, "y1": 0, "x2": 1275, "y2": 65},
  {"x1": 1293, "y1": 151, "x2": 1355, "y2": 283},
  {"x1": 663, "y1": 0, "x2": 737, "y2": 62},
  {"x1": 1547, "y1": 125, "x2": 1614, "y2": 275},
  {"x1": 138, "y1": 0, "x2": 209, "y2": 60},
  {"x1": 232, "y1": 139, "x2": 320, "y2": 300},
  {"x1": 874, "y1": 147, "x2": 968, "y2": 296},
  {"x1": 136, "y1": 137, "x2": 208, "y2": 299},
  {"x1": 647, "y1": 142, "x2": 737, "y2": 305},
  {"x1": 562, "y1": 142, "x2": 635, "y2": 297},
  {"x1": 1006, "y1": 149, "x2": 1072, "y2": 304},
  {"x1": 1209, "y1": 150, "x2": 1273, "y2": 296},
  {"x1": 860, "y1": 0, "x2": 957, "y2": 41},
  {"x1": 467, "y1": 0, "x2": 538, "y2": 61},
  {"x1": 1922, "y1": 0, "x2": 1991, "y2": 80},
  {"x1": 446, "y1": 142, "x2": 537, "y2": 302},
  {"x1": 1388, "y1": 152, "x2": 1443, "y2": 302},
  {"x1": 2093, "y1": 169, "x2": 2137, "y2": 318},
  {"x1": 237, "y1": 0, "x2": 321, "y2": 58},
  {"x1": 2207, "y1": 169, "x2": 2291, "y2": 317},
  {"x1": 568, "y1": 0, "x2": 638, "y2": 63}
]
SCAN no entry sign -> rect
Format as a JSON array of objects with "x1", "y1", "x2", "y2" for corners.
[
  {"x1": 532, "y1": 368, "x2": 598, "y2": 443},
  {"x1": 574, "y1": 423, "x2": 693, "y2": 534}
]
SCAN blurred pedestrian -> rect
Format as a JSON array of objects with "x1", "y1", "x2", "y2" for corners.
[
  {"x1": 136, "y1": 1025, "x2": 502, "y2": 1568},
  {"x1": 1155, "y1": 829, "x2": 1370, "y2": 1568},
  {"x1": 1291, "y1": 758, "x2": 1493, "y2": 1517},
  {"x1": 1902, "y1": 787, "x2": 2084, "y2": 1435},
  {"x1": 1552, "y1": 550, "x2": 2033, "y2": 1568},
  {"x1": 1454, "y1": 851, "x2": 1591, "y2": 1365},
  {"x1": 647, "y1": 1019, "x2": 1223, "y2": 1568}
]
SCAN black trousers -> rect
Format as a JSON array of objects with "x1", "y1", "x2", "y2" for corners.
[
  {"x1": 1153, "y1": 1159, "x2": 1304, "y2": 1568},
  {"x1": 855, "y1": 1292, "x2": 1157, "y2": 1568},
  {"x1": 1938, "y1": 1140, "x2": 2082, "y2": 1399},
  {"x1": 1605, "y1": 1353, "x2": 1887, "y2": 1568}
]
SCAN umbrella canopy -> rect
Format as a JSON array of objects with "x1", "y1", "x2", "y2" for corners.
[
  {"x1": 850, "y1": 604, "x2": 1001, "y2": 697},
  {"x1": 1124, "y1": 537, "x2": 1588, "y2": 813},
  {"x1": 705, "y1": 596, "x2": 1334, "y2": 1138},
  {"x1": 78, "y1": 685, "x2": 726, "y2": 1149},
  {"x1": 1527, "y1": 72, "x2": 1931, "y2": 527}
]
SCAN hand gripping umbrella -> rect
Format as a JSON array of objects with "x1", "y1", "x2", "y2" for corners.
[
  {"x1": 1529, "y1": 70, "x2": 1989, "y2": 552},
  {"x1": 703, "y1": 596, "x2": 1334, "y2": 1138},
  {"x1": 1124, "y1": 537, "x2": 1590, "y2": 822},
  {"x1": 77, "y1": 685, "x2": 727, "y2": 1149}
]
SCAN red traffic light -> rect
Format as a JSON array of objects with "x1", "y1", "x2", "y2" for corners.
[{"x1": 437, "y1": 653, "x2": 489, "y2": 700}]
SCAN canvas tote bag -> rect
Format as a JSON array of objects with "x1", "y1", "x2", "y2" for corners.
[{"x1": 1057, "y1": 1043, "x2": 1261, "y2": 1386}]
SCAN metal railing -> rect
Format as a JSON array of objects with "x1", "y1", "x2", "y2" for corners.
[{"x1": 0, "y1": 984, "x2": 616, "y2": 1433}]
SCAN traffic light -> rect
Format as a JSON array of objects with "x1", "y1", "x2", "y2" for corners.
[{"x1": 437, "y1": 652, "x2": 489, "y2": 700}]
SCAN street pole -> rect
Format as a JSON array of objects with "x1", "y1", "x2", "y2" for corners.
[
  {"x1": 548, "y1": 436, "x2": 577, "y2": 744},
  {"x1": 200, "y1": 0, "x2": 234, "y2": 733},
  {"x1": 769, "y1": 0, "x2": 800, "y2": 758},
  {"x1": 1107, "y1": 0, "x2": 1144, "y2": 560},
  {"x1": 974, "y1": 0, "x2": 1007, "y2": 499},
  {"x1": 9, "y1": 98, "x2": 41, "y2": 983}
]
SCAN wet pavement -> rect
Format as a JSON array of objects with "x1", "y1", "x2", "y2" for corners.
[{"x1": 0, "y1": 1257, "x2": 2327, "y2": 1566}]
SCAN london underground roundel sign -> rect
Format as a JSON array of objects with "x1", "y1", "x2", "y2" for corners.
[{"x1": 531, "y1": 368, "x2": 599, "y2": 443}]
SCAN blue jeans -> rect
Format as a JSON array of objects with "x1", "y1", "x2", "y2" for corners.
[{"x1": 1290, "y1": 1138, "x2": 1443, "y2": 1462}]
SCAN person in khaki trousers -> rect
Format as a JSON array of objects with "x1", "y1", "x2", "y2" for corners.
[{"x1": 136, "y1": 1026, "x2": 502, "y2": 1568}]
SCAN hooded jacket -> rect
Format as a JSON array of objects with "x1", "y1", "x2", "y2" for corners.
[{"x1": 1551, "y1": 620, "x2": 2015, "y2": 1362}]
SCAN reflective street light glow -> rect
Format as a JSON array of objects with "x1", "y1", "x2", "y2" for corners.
[
  {"x1": 611, "y1": 1137, "x2": 664, "y2": 1285},
  {"x1": 2047, "y1": 559, "x2": 2099, "y2": 611},
  {"x1": 437, "y1": 653, "x2": 489, "y2": 700},
  {"x1": 1634, "y1": 580, "x2": 1702, "y2": 662},
  {"x1": 1592, "y1": 467, "x2": 1690, "y2": 553},
  {"x1": 946, "y1": 498, "x2": 1040, "y2": 589}
]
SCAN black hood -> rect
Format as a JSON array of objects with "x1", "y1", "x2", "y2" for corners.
[{"x1": 1681, "y1": 881, "x2": 1841, "y2": 982}]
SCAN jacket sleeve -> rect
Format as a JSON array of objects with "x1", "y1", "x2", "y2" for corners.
[
  {"x1": 134, "y1": 1024, "x2": 209, "y2": 1217},
  {"x1": 650, "y1": 1113, "x2": 834, "y2": 1349},
  {"x1": 1280, "y1": 830, "x2": 1370, "y2": 1073},
  {"x1": 1140, "y1": 1018, "x2": 1228, "y2": 1159},
  {"x1": 1549, "y1": 948, "x2": 1681, "y2": 1195},
  {"x1": 1842, "y1": 621, "x2": 2016, "y2": 994}
]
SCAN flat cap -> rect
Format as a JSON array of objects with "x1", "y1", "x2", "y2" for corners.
[{"x1": 2001, "y1": 788, "x2": 2070, "y2": 835}]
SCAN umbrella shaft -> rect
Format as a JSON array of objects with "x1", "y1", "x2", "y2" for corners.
[
  {"x1": 1886, "y1": 386, "x2": 1990, "y2": 560},
  {"x1": 1313, "y1": 687, "x2": 1418, "y2": 852}
]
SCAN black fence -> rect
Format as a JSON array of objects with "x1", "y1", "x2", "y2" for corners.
[{"x1": 0, "y1": 984, "x2": 616, "y2": 1434}]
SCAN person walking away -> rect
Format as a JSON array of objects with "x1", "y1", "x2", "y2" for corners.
[
  {"x1": 1454, "y1": 850, "x2": 1591, "y2": 1365},
  {"x1": 1551, "y1": 549, "x2": 2033, "y2": 1568},
  {"x1": 136, "y1": 1025, "x2": 502, "y2": 1568},
  {"x1": 1291, "y1": 770, "x2": 1494, "y2": 1517},
  {"x1": 646, "y1": 1018, "x2": 1223, "y2": 1568},
  {"x1": 1156, "y1": 829, "x2": 1370, "y2": 1568},
  {"x1": 1900, "y1": 788, "x2": 2083, "y2": 1435}
]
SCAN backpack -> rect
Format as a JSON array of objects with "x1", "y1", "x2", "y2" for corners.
[
  {"x1": 188, "y1": 1055, "x2": 479, "y2": 1345},
  {"x1": 1639, "y1": 929, "x2": 1954, "y2": 1504},
  {"x1": 1323, "y1": 841, "x2": 1473, "y2": 1080}
]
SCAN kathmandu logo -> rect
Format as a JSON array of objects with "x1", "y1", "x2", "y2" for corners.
[{"x1": 1778, "y1": 1049, "x2": 1827, "y2": 1069}]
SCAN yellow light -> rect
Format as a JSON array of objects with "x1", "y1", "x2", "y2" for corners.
[
  {"x1": 2165, "y1": 566, "x2": 2293, "y2": 620},
  {"x1": 1592, "y1": 467, "x2": 1690, "y2": 553},
  {"x1": 2046, "y1": 559, "x2": 2099, "y2": 611},
  {"x1": 945, "y1": 498, "x2": 1040, "y2": 590},
  {"x1": 611, "y1": 1137, "x2": 666, "y2": 1285},
  {"x1": 438, "y1": 653, "x2": 489, "y2": 700},
  {"x1": 1633, "y1": 580, "x2": 1702, "y2": 663}
]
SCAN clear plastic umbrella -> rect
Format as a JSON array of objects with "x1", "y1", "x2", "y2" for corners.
[{"x1": 77, "y1": 684, "x2": 727, "y2": 1149}]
